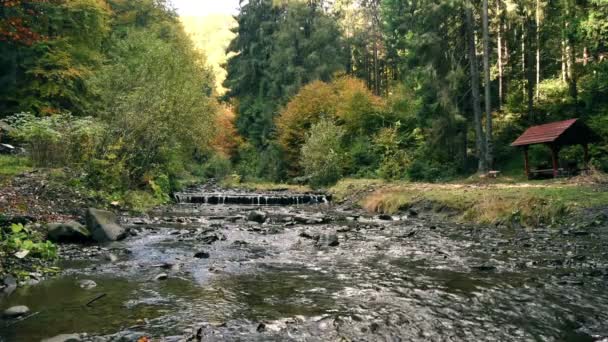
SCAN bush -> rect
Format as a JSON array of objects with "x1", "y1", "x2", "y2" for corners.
[
  {"x1": 373, "y1": 126, "x2": 411, "y2": 180},
  {"x1": 276, "y1": 76, "x2": 384, "y2": 175},
  {"x1": 407, "y1": 158, "x2": 457, "y2": 182},
  {"x1": 300, "y1": 118, "x2": 345, "y2": 187},
  {"x1": 202, "y1": 154, "x2": 232, "y2": 180},
  {"x1": 87, "y1": 29, "x2": 218, "y2": 187},
  {"x1": 6, "y1": 113, "x2": 104, "y2": 167}
]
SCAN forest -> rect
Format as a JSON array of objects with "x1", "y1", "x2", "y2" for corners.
[{"x1": 1, "y1": 0, "x2": 607, "y2": 198}]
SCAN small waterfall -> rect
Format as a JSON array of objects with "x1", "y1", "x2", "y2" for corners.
[{"x1": 174, "y1": 192, "x2": 332, "y2": 206}]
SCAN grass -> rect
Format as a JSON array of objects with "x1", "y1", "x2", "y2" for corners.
[
  {"x1": 0, "y1": 155, "x2": 31, "y2": 180},
  {"x1": 331, "y1": 177, "x2": 608, "y2": 227}
]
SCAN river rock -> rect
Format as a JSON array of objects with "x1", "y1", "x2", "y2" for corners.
[
  {"x1": 42, "y1": 334, "x2": 81, "y2": 342},
  {"x1": 248, "y1": 210, "x2": 268, "y2": 224},
  {"x1": 47, "y1": 221, "x2": 91, "y2": 243},
  {"x1": 104, "y1": 253, "x2": 119, "y2": 262},
  {"x1": 78, "y1": 279, "x2": 97, "y2": 289},
  {"x1": 86, "y1": 208, "x2": 126, "y2": 242},
  {"x1": 155, "y1": 273, "x2": 168, "y2": 281},
  {"x1": 1, "y1": 275, "x2": 17, "y2": 296},
  {"x1": 3, "y1": 305, "x2": 30, "y2": 318},
  {"x1": 294, "y1": 215, "x2": 326, "y2": 224},
  {"x1": 317, "y1": 233, "x2": 339, "y2": 247},
  {"x1": 194, "y1": 251, "x2": 210, "y2": 259}
]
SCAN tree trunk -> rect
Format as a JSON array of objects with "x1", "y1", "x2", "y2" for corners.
[
  {"x1": 482, "y1": 0, "x2": 493, "y2": 169},
  {"x1": 562, "y1": 39, "x2": 567, "y2": 82},
  {"x1": 496, "y1": 0, "x2": 503, "y2": 110},
  {"x1": 527, "y1": 18, "x2": 535, "y2": 120},
  {"x1": 465, "y1": 6, "x2": 487, "y2": 173},
  {"x1": 535, "y1": 0, "x2": 541, "y2": 100}
]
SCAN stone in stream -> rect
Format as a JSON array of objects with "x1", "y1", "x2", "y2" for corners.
[
  {"x1": 317, "y1": 233, "x2": 339, "y2": 247},
  {"x1": 155, "y1": 273, "x2": 168, "y2": 281},
  {"x1": 2, "y1": 275, "x2": 17, "y2": 296},
  {"x1": 3, "y1": 305, "x2": 30, "y2": 318},
  {"x1": 41, "y1": 334, "x2": 82, "y2": 342},
  {"x1": 471, "y1": 264, "x2": 497, "y2": 272},
  {"x1": 47, "y1": 221, "x2": 91, "y2": 243},
  {"x1": 248, "y1": 210, "x2": 268, "y2": 224},
  {"x1": 85, "y1": 208, "x2": 126, "y2": 242},
  {"x1": 294, "y1": 215, "x2": 326, "y2": 225},
  {"x1": 78, "y1": 279, "x2": 97, "y2": 289},
  {"x1": 104, "y1": 252, "x2": 119, "y2": 262},
  {"x1": 299, "y1": 231, "x2": 320, "y2": 240},
  {"x1": 194, "y1": 251, "x2": 210, "y2": 259}
]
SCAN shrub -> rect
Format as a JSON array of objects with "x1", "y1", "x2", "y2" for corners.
[
  {"x1": 373, "y1": 126, "x2": 411, "y2": 180},
  {"x1": 300, "y1": 118, "x2": 345, "y2": 187},
  {"x1": 6, "y1": 113, "x2": 104, "y2": 167},
  {"x1": 275, "y1": 76, "x2": 384, "y2": 175},
  {"x1": 87, "y1": 29, "x2": 218, "y2": 187},
  {"x1": 202, "y1": 154, "x2": 233, "y2": 180}
]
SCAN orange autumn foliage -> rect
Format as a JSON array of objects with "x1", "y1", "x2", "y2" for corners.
[
  {"x1": 211, "y1": 104, "x2": 242, "y2": 158},
  {"x1": 275, "y1": 76, "x2": 384, "y2": 173}
]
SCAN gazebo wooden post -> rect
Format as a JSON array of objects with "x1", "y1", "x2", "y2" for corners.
[
  {"x1": 523, "y1": 146, "x2": 530, "y2": 179},
  {"x1": 583, "y1": 143, "x2": 590, "y2": 168},
  {"x1": 550, "y1": 143, "x2": 560, "y2": 178}
]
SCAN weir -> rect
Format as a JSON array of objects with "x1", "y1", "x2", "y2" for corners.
[{"x1": 174, "y1": 192, "x2": 331, "y2": 205}]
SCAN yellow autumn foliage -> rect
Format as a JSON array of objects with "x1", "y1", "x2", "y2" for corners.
[{"x1": 275, "y1": 76, "x2": 385, "y2": 173}]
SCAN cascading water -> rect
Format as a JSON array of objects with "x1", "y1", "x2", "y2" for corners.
[{"x1": 173, "y1": 192, "x2": 331, "y2": 206}]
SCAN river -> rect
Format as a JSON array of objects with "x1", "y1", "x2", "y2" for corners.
[{"x1": 1, "y1": 190, "x2": 608, "y2": 341}]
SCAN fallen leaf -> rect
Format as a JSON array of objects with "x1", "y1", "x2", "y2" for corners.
[{"x1": 15, "y1": 250, "x2": 30, "y2": 259}]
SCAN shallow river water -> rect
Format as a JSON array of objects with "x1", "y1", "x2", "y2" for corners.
[{"x1": 2, "y1": 199, "x2": 608, "y2": 341}]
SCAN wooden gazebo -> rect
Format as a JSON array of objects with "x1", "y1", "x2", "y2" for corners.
[{"x1": 511, "y1": 119, "x2": 600, "y2": 179}]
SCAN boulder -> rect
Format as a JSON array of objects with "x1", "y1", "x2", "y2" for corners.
[
  {"x1": 248, "y1": 210, "x2": 268, "y2": 224},
  {"x1": 42, "y1": 334, "x2": 81, "y2": 342},
  {"x1": 3, "y1": 305, "x2": 30, "y2": 318},
  {"x1": 85, "y1": 208, "x2": 126, "y2": 242},
  {"x1": 47, "y1": 221, "x2": 91, "y2": 243}
]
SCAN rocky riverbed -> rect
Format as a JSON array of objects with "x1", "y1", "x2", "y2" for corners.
[{"x1": 2, "y1": 193, "x2": 608, "y2": 341}]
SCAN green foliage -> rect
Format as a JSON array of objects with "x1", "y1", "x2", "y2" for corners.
[
  {"x1": 6, "y1": 113, "x2": 104, "y2": 167},
  {"x1": 224, "y1": 0, "x2": 346, "y2": 147},
  {"x1": 87, "y1": 28, "x2": 217, "y2": 188},
  {"x1": 300, "y1": 118, "x2": 345, "y2": 187},
  {"x1": 202, "y1": 154, "x2": 233, "y2": 180},
  {"x1": 374, "y1": 126, "x2": 411, "y2": 180},
  {"x1": 0, "y1": 0, "x2": 111, "y2": 116},
  {"x1": 0, "y1": 224, "x2": 57, "y2": 260},
  {"x1": 233, "y1": 142, "x2": 286, "y2": 182}
]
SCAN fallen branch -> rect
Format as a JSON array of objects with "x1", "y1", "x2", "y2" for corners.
[
  {"x1": 86, "y1": 293, "x2": 107, "y2": 307},
  {"x1": 5, "y1": 311, "x2": 41, "y2": 327}
]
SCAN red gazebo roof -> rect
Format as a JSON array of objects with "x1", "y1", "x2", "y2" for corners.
[{"x1": 511, "y1": 119, "x2": 578, "y2": 147}]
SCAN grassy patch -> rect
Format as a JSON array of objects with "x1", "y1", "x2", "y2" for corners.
[
  {"x1": 0, "y1": 155, "x2": 31, "y2": 183},
  {"x1": 333, "y1": 178, "x2": 608, "y2": 227}
]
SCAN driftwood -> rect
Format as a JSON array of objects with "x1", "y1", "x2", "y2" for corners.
[{"x1": 86, "y1": 293, "x2": 107, "y2": 307}]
